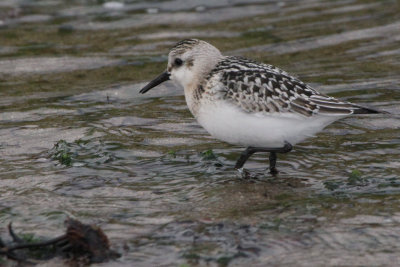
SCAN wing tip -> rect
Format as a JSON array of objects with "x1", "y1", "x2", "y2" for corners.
[{"x1": 352, "y1": 105, "x2": 389, "y2": 114}]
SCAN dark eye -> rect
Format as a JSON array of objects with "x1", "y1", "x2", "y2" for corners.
[{"x1": 174, "y1": 58, "x2": 183, "y2": 66}]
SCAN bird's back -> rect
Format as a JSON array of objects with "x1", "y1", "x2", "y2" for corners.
[{"x1": 204, "y1": 56, "x2": 379, "y2": 118}]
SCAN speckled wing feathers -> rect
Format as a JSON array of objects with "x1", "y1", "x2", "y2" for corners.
[{"x1": 206, "y1": 56, "x2": 357, "y2": 117}]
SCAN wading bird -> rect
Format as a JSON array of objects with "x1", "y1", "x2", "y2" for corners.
[{"x1": 140, "y1": 39, "x2": 384, "y2": 174}]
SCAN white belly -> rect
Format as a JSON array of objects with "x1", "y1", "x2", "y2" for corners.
[{"x1": 196, "y1": 100, "x2": 344, "y2": 148}]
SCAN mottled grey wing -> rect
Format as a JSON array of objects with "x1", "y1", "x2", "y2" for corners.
[{"x1": 217, "y1": 69, "x2": 357, "y2": 117}]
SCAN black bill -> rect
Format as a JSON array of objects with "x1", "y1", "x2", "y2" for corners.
[{"x1": 139, "y1": 71, "x2": 170, "y2": 94}]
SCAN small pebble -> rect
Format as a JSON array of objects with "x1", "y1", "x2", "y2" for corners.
[
  {"x1": 103, "y1": 1, "x2": 125, "y2": 10},
  {"x1": 195, "y1": 6, "x2": 206, "y2": 12},
  {"x1": 58, "y1": 24, "x2": 74, "y2": 34},
  {"x1": 146, "y1": 8, "x2": 159, "y2": 14}
]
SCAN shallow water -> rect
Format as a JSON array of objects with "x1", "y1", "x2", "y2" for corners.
[{"x1": 1, "y1": 0, "x2": 400, "y2": 266}]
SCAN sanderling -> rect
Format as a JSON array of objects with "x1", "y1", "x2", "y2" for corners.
[{"x1": 140, "y1": 39, "x2": 384, "y2": 174}]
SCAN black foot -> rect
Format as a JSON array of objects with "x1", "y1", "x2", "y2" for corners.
[
  {"x1": 236, "y1": 168, "x2": 252, "y2": 179},
  {"x1": 234, "y1": 141, "x2": 293, "y2": 172}
]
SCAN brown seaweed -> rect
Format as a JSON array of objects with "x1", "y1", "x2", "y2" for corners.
[{"x1": 0, "y1": 218, "x2": 120, "y2": 265}]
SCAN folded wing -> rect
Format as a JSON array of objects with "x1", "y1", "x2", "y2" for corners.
[{"x1": 209, "y1": 57, "x2": 379, "y2": 117}]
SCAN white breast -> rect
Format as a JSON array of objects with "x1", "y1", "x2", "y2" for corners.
[{"x1": 195, "y1": 99, "x2": 344, "y2": 148}]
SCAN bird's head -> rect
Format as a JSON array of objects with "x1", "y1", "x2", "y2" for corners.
[{"x1": 139, "y1": 39, "x2": 222, "y2": 94}]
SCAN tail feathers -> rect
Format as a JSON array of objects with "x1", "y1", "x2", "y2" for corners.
[{"x1": 352, "y1": 104, "x2": 389, "y2": 114}]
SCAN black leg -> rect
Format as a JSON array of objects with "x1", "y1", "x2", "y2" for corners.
[
  {"x1": 234, "y1": 141, "x2": 293, "y2": 172},
  {"x1": 234, "y1": 147, "x2": 257, "y2": 169},
  {"x1": 269, "y1": 152, "x2": 278, "y2": 174}
]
